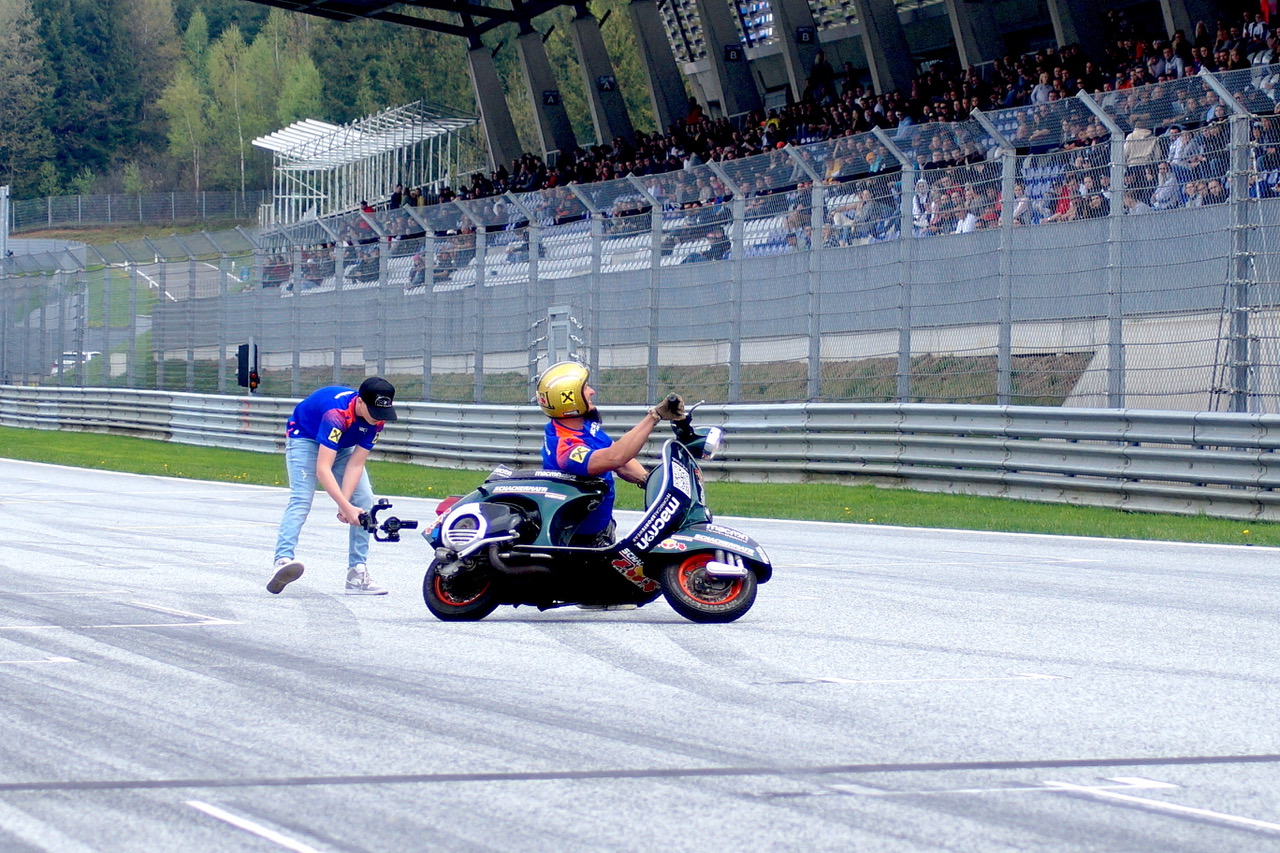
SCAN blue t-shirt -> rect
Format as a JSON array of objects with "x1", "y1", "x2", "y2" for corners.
[
  {"x1": 286, "y1": 386, "x2": 383, "y2": 450},
  {"x1": 542, "y1": 415, "x2": 614, "y2": 535}
]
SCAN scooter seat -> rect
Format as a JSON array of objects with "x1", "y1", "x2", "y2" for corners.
[{"x1": 486, "y1": 468, "x2": 608, "y2": 491}]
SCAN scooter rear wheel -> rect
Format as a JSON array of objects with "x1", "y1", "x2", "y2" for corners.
[
  {"x1": 661, "y1": 553, "x2": 757, "y2": 623},
  {"x1": 423, "y1": 559, "x2": 499, "y2": 621}
]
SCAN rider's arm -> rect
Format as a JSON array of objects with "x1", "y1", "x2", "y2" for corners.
[
  {"x1": 316, "y1": 444, "x2": 366, "y2": 526},
  {"x1": 586, "y1": 411, "x2": 659, "y2": 476},
  {"x1": 615, "y1": 459, "x2": 648, "y2": 486}
]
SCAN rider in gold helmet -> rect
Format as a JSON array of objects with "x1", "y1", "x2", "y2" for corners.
[{"x1": 537, "y1": 361, "x2": 684, "y2": 543}]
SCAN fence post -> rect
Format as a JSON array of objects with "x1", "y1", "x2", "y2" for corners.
[
  {"x1": 873, "y1": 128, "x2": 917, "y2": 403},
  {"x1": 709, "y1": 161, "x2": 744, "y2": 403},
  {"x1": 784, "y1": 145, "x2": 825, "y2": 400},
  {"x1": 1077, "y1": 91, "x2": 1128, "y2": 408},
  {"x1": 1201, "y1": 70, "x2": 1254, "y2": 411},
  {"x1": 971, "y1": 111, "x2": 1018, "y2": 405},
  {"x1": 569, "y1": 184, "x2": 604, "y2": 385},
  {"x1": 454, "y1": 201, "x2": 486, "y2": 403},
  {"x1": 627, "y1": 176, "x2": 663, "y2": 403}
]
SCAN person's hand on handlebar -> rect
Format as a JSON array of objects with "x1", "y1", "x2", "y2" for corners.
[{"x1": 650, "y1": 395, "x2": 686, "y2": 421}]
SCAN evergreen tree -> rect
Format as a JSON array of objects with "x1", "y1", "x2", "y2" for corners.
[
  {"x1": 121, "y1": 0, "x2": 182, "y2": 150},
  {"x1": 0, "y1": 0, "x2": 55, "y2": 195},
  {"x1": 32, "y1": 0, "x2": 146, "y2": 182}
]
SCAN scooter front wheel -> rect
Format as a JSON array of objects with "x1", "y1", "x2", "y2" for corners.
[
  {"x1": 423, "y1": 559, "x2": 499, "y2": 621},
  {"x1": 661, "y1": 552, "x2": 757, "y2": 623}
]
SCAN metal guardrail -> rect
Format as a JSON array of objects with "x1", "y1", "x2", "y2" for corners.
[{"x1": 3, "y1": 386, "x2": 1280, "y2": 521}]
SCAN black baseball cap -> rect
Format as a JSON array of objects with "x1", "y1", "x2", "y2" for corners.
[{"x1": 358, "y1": 376, "x2": 398, "y2": 422}]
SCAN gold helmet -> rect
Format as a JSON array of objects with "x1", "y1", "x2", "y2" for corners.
[{"x1": 536, "y1": 361, "x2": 590, "y2": 418}]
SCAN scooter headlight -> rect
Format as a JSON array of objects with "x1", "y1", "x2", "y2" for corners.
[{"x1": 441, "y1": 507, "x2": 489, "y2": 550}]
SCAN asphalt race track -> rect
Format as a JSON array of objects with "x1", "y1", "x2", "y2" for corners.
[{"x1": 1, "y1": 458, "x2": 1279, "y2": 852}]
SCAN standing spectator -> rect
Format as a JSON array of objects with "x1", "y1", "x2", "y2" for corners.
[{"x1": 268, "y1": 378, "x2": 399, "y2": 596}]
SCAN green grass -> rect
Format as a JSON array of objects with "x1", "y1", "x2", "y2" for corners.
[{"x1": 0, "y1": 426, "x2": 1275, "y2": 548}]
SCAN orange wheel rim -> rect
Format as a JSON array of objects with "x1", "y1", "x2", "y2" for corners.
[
  {"x1": 676, "y1": 554, "x2": 743, "y2": 606},
  {"x1": 434, "y1": 574, "x2": 489, "y2": 606}
]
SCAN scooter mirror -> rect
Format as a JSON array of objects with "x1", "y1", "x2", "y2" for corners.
[{"x1": 701, "y1": 426, "x2": 724, "y2": 460}]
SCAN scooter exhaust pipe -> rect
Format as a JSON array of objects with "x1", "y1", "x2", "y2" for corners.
[
  {"x1": 704, "y1": 550, "x2": 748, "y2": 577},
  {"x1": 488, "y1": 545, "x2": 552, "y2": 575}
]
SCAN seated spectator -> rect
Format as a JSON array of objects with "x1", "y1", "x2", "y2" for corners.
[
  {"x1": 1080, "y1": 191, "x2": 1110, "y2": 219},
  {"x1": 1010, "y1": 181, "x2": 1034, "y2": 225},
  {"x1": 1150, "y1": 162, "x2": 1184, "y2": 209},
  {"x1": 1122, "y1": 190, "x2": 1153, "y2": 214},
  {"x1": 263, "y1": 254, "x2": 291, "y2": 288},
  {"x1": 408, "y1": 252, "x2": 427, "y2": 289},
  {"x1": 1183, "y1": 179, "x2": 1207, "y2": 207},
  {"x1": 1204, "y1": 178, "x2": 1228, "y2": 204}
]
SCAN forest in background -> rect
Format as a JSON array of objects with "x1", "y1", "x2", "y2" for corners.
[{"x1": 0, "y1": 0, "x2": 659, "y2": 199}]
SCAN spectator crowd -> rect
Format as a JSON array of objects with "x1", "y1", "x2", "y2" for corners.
[{"x1": 265, "y1": 6, "x2": 1280, "y2": 288}]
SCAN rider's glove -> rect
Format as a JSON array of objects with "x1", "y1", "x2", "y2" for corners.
[{"x1": 651, "y1": 395, "x2": 686, "y2": 421}]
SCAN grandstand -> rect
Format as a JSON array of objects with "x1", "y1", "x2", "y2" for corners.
[{"x1": 11, "y1": 2, "x2": 1280, "y2": 414}]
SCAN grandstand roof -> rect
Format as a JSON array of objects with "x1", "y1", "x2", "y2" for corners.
[
  {"x1": 243, "y1": 0, "x2": 577, "y2": 39},
  {"x1": 252, "y1": 101, "x2": 477, "y2": 170}
]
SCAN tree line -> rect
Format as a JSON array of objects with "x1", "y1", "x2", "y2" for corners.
[{"x1": 0, "y1": 0, "x2": 656, "y2": 200}]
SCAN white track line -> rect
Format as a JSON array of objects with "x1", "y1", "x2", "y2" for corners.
[
  {"x1": 806, "y1": 673, "x2": 1063, "y2": 685},
  {"x1": 1044, "y1": 780, "x2": 1280, "y2": 833},
  {"x1": 832, "y1": 777, "x2": 1179, "y2": 797},
  {"x1": 187, "y1": 801, "x2": 325, "y2": 853},
  {"x1": 0, "y1": 657, "x2": 76, "y2": 665},
  {"x1": 0, "y1": 601, "x2": 239, "y2": 631}
]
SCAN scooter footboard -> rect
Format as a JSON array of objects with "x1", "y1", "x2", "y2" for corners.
[{"x1": 646, "y1": 524, "x2": 772, "y2": 583}]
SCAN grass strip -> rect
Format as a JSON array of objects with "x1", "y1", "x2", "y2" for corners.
[{"x1": 1, "y1": 425, "x2": 1275, "y2": 547}]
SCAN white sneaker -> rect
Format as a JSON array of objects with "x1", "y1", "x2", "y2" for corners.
[
  {"x1": 268, "y1": 557, "x2": 305, "y2": 594},
  {"x1": 345, "y1": 564, "x2": 387, "y2": 595},
  {"x1": 577, "y1": 603, "x2": 639, "y2": 611}
]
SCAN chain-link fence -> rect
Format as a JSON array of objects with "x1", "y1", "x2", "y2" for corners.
[
  {"x1": 9, "y1": 69, "x2": 1280, "y2": 412},
  {"x1": 8, "y1": 191, "x2": 269, "y2": 233}
]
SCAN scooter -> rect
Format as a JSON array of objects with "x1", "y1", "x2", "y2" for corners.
[{"x1": 420, "y1": 402, "x2": 772, "y2": 623}]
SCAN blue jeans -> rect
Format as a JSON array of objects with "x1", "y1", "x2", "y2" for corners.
[{"x1": 274, "y1": 438, "x2": 373, "y2": 569}]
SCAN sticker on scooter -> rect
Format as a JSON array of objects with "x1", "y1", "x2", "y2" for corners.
[
  {"x1": 671, "y1": 464, "x2": 692, "y2": 496},
  {"x1": 631, "y1": 495, "x2": 683, "y2": 550},
  {"x1": 703, "y1": 523, "x2": 749, "y2": 542}
]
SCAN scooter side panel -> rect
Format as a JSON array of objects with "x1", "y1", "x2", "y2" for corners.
[{"x1": 647, "y1": 524, "x2": 773, "y2": 583}]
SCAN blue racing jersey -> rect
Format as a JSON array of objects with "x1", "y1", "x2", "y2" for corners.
[
  {"x1": 286, "y1": 386, "x2": 383, "y2": 450},
  {"x1": 542, "y1": 415, "x2": 614, "y2": 535}
]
